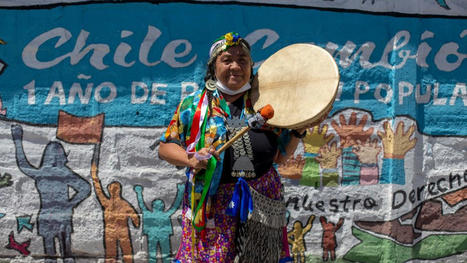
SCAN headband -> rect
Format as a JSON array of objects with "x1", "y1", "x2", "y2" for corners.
[{"x1": 208, "y1": 32, "x2": 250, "y2": 63}]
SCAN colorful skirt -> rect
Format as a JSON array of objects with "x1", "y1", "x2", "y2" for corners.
[{"x1": 174, "y1": 168, "x2": 290, "y2": 262}]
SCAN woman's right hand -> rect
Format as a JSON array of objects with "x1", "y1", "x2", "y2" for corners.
[
  {"x1": 158, "y1": 142, "x2": 219, "y2": 170},
  {"x1": 188, "y1": 147, "x2": 219, "y2": 171}
]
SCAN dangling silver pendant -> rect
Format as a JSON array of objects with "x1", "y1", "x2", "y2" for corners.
[{"x1": 205, "y1": 79, "x2": 217, "y2": 91}]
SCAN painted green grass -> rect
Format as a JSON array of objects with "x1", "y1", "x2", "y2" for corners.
[{"x1": 343, "y1": 227, "x2": 467, "y2": 263}]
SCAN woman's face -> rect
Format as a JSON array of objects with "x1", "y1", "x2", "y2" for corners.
[{"x1": 214, "y1": 45, "x2": 252, "y2": 91}]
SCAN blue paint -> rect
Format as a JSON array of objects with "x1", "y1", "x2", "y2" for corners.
[
  {"x1": 12, "y1": 124, "x2": 91, "y2": 259},
  {"x1": 16, "y1": 216, "x2": 33, "y2": 233},
  {"x1": 0, "y1": 3, "x2": 465, "y2": 135},
  {"x1": 380, "y1": 158, "x2": 406, "y2": 185},
  {"x1": 134, "y1": 183, "x2": 184, "y2": 263}
]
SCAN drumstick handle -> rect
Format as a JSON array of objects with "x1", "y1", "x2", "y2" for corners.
[{"x1": 216, "y1": 126, "x2": 250, "y2": 154}]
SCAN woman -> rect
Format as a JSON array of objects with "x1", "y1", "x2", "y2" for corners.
[{"x1": 159, "y1": 32, "x2": 308, "y2": 263}]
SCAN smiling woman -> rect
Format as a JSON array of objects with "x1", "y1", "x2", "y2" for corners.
[{"x1": 158, "y1": 32, "x2": 309, "y2": 263}]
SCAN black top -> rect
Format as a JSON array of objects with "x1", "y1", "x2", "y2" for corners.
[{"x1": 220, "y1": 96, "x2": 278, "y2": 184}]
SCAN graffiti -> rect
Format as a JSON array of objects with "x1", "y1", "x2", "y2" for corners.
[
  {"x1": 320, "y1": 216, "x2": 344, "y2": 262},
  {"x1": 328, "y1": 29, "x2": 467, "y2": 73},
  {"x1": 57, "y1": 111, "x2": 142, "y2": 262},
  {"x1": 22, "y1": 26, "x2": 197, "y2": 70},
  {"x1": 92, "y1": 167, "x2": 140, "y2": 262},
  {"x1": 11, "y1": 124, "x2": 91, "y2": 262},
  {"x1": 59, "y1": 110, "x2": 142, "y2": 263},
  {"x1": 287, "y1": 215, "x2": 315, "y2": 263},
  {"x1": 392, "y1": 170, "x2": 467, "y2": 209},
  {"x1": 22, "y1": 79, "x2": 179, "y2": 106},
  {"x1": 286, "y1": 194, "x2": 378, "y2": 213},
  {"x1": 0, "y1": 173, "x2": 12, "y2": 188},
  {"x1": 5, "y1": 232, "x2": 30, "y2": 256},
  {"x1": 16, "y1": 215, "x2": 34, "y2": 233},
  {"x1": 277, "y1": 154, "x2": 305, "y2": 180},
  {"x1": 302, "y1": 125, "x2": 335, "y2": 187},
  {"x1": 0, "y1": 1, "x2": 466, "y2": 262},
  {"x1": 346, "y1": 185, "x2": 467, "y2": 262},
  {"x1": 378, "y1": 121, "x2": 417, "y2": 185},
  {"x1": 134, "y1": 183, "x2": 184, "y2": 263},
  {"x1": 315, "y1": 142, "x2": 341, "y2": 187},
  {"x1": 279, "y1": 111, "x2": 419, "y2": 188}
]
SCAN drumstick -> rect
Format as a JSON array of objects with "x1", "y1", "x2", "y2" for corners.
[{"x1": 217, "y1": 104, "x2": 274, "y2": 154}]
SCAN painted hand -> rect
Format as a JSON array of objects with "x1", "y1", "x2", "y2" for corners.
[
  {"x1": 377, "y1": 121, "x2": 417, "y2": 159},
  {"x1": 352, "y1": 139, "x2": 381, "y2": 164},
  {"x1": 331, "y1": 112, "x2": 374, "y2": 148},
  {"x1": 303, "y1": 124, "x2": 335, "y2": 154},
  {"x1": 277, "y1": 155, "x2": 305, "y2": 179},
  {"x1": 315, "y1": 142, "x2": 342, "y2": 169},
  {"x1": 133, "y1": 185, "x2": 143, "y2": 193}
]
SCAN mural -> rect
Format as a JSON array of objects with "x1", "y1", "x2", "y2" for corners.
[
  {"x1": 134, "y1": 183, "x2": 184, "y2": 263},
  {"x1": 0, "y1": 0, "x2": 466, "y2": 262}
]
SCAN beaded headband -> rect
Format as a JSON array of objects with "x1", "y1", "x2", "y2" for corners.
[{"x1": 208, "y1": 32, "x2": 251, "y2": 63}]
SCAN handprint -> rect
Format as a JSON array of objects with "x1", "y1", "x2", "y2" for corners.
[
  {"x1": 277, "y1": 155, "x2": 305, "y2": 180},
  {"x1": 352, "y1": 139, "x2": 381, "y2": 164},
  {"x1": 353, "y1": 139, "x2": 381, "y2": 185},
  {"x1": 377, "y1": 121, "x2": 417, "y2": 159},
  {"x1": 316, "y1": 142, "x2": 342, "y2": 169},
  {"x1": 303, "y1": 124, "x2": 335, "y2": 154},
  {"x1": 315, "y1": 142, "x2": 342, "y2": 187},
  {"x1": 331, "y1": 112, "x2": 374, "y2": 148}
]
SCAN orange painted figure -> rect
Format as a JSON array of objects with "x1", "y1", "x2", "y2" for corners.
[
  {"x1": 91, "y1": 164, "x2": 140, "y2": 262},
  {"x1": 320, "y1": 216, "x2": 344, "y2": 261}
]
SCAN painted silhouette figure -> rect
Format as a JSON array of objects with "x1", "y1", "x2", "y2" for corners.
[
  {"x1": 91, "y1": 163, "x2": 140, "y2": 263},
  {"x1": 319, "y1": 216, "x2": 344, "y2": 261},
  {"x1": 11, "y1": 124, "x2": 91, "y2": 262},
  {"x1": 320, "y1": 216, "x2": 344, "y2": 262},
  {"x1": 288, "y1": 215, "x2": 315, "y2": 263},
  {"x1": 134, "y1": 183, "x2": 184, "y2": 263}
]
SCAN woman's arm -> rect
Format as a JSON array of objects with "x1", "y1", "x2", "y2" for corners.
[
  {"x1": 159, "y1": 142, "x2": 217, "y2": 170},
  {"x1": 274, "y1": 129, "x2": 304, "y2": 165}
]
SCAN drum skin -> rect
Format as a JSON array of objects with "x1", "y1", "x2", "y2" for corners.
[{"x1": 251, "y1": 43, "x2": 339, "y2": 129}]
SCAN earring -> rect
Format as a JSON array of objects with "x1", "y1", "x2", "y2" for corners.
[{"x1": 205, "y1": 79, "x2": 217, "y2": 91}]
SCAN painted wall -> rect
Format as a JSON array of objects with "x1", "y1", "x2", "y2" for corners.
[{"x1": 0, "y1": 1, "x2": 466, "y2": 262}]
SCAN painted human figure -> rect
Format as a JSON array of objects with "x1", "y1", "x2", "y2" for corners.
[
  {"x1": 91, "y1": 163, "x2": 140, "y2": 263},
  {"x1": 133, "y1": 183, "x2": 184, "y2": 263},
  {"x1": 320, "y1": 216, "x2": 344, "y2": 262},
  {"x1": 287, "y1": 215, "x2": 315, "y2": 263},
  {"x1": 11, "y1": 124, "x2": 91, "y2": 262}
]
